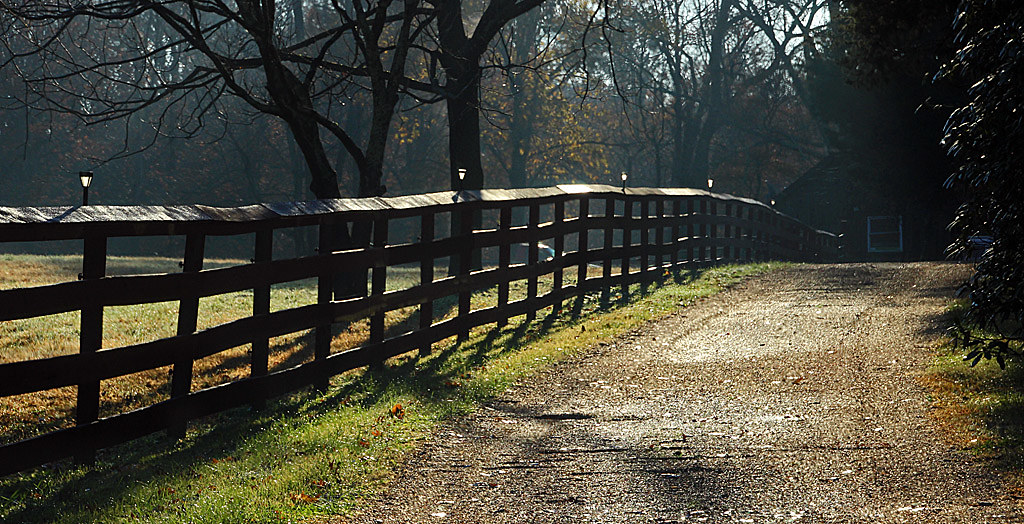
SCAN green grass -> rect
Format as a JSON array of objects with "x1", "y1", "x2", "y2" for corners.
[
  {"x1": 924, "y1": 301, "x2": 1024, "y2": 496},
  {"x1": 0, "y1": 258, "x2": 781, "y2": 523}
]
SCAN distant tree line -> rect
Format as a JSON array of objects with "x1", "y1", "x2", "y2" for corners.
[{"x1": 0, "y1": 0, "x2": 831, "y2": 209}]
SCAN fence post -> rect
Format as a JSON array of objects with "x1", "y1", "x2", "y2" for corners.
[
  {"x1": 746, "y1": 206, "x2": 755, "y2": 261},
  {"x1": 457, "y1": 205, "x2": 473, "y2": 341},
  {"x1": 575, "y1": 196, "x2": 589, "y2": 316},
  {"x1": 552, "y1": 200, "x2": 565, "y2": 315},
  {"x1": 757, "y1": 208, "x2": 768, "y2": 260},
  {"x1": 497, "y1": 205, "x2": 512, "y2": 327},
  {"x1": 419, "y1": 212, "x2": 434, "y2": 355},
  {"x1": 655, "y1": 199, "x2": 665, "y2": 282},
  {"x1": 75, "y1": 234, "x2": 106, "y2": 464},
  {"x1": 724, "y1": 202, "x2": 731, "y2": 261},
  {"x1": 620, "y1": 196, "x2": 632, "y2": 302},
  {"x1": 169, "y1": 232, "x2": 204, "y2": 440},
  {"x1": 753, "y1": 206, "x2": 761, "y2": 261},
  {"x1": 722, "y1": 203, "x2": 732, "y2": 262},
  {"x1": 744, "y1": 205, "x2": 753, "y2": 261},
  {"x1": 709, "y1": 200, "x2": 719, "y2": 264},
  {"x1": 687, "y1": 198, "x2": 696, "y2": 265},
  {"x1": 370, "y1": 215, "x2": 388, "y2": 364},
  {"x1": 704, "y1": 198, "x2": 712, "y2": 264},
  {"x1": 692, "y1": 199, "x2": 701, "y2": 264},
  {"x1": 315, "y1": 224, "x2": 333, "y2": 390},
  {"x1": 639, "y1": 198, "x2": 650, "y2": 293},
  {"x1": 601, "y1": 197, "x2": 614, "y2": 306},
  {"x1": 798, "y1": 226, "x2": 806, "y2": 260},
  {"x1": 748, "y1": 207, "x2": 757, "y2": 261},
  {"x1": 251, "y1": 228, "x2": 272, "y2": 408},
  {"x1": 526, "y1": 203, "x2": 540, "y2": 322},
  {"x1": 670, "y1": 199, "x2": 681, "y2": 272}
]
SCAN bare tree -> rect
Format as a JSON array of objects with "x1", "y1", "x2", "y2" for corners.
[
  {"x1": 0, "y1": 0, "x2": 430, "y2": 199},
  {"x1": 603, "y1": 0, "x2": 829, "y2": 189}
]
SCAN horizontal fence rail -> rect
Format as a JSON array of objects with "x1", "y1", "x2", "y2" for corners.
[{"x1": 0, "y1": 185, "x2": 836, "y2": 475}]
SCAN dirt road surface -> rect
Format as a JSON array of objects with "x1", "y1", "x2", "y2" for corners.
[{"x1": 347, "y1": 263, "x2": 1023, "y2": 523}]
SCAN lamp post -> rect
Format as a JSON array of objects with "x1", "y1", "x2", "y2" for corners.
[
  {"x1": 621, "y1": 172, "x2": 628, "y2": 192},
  {"x1": 79, "y1": 171, "x2": 94, "y2": 206},
  {"x1": 457, "y1": 168, "x2": 466, "y2": 189}
]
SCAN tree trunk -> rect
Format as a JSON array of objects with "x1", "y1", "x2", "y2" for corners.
[
  {"x1": 444, "y1": 58, "x2": 485, "y2": 275},
  {"x1": 445, "y1": 59, "x2": 485, "y2": 192},
  {"x1": 507, "y1": 76, "x2": 532, "y2": 188},
  {"x1": 654, "y1": 141, "x2": 663, "y2": 187},
  {"x1": 283, "y1": 115, "x2": 342, "y2": 199},
  {"x1": 688, "y1": 0, "x2": 734, "y2": 189},
  {"x1": 506, "y1": 10, "x2": 541, "y2": 188},
  {"x1": 669, "y1": 94, "x2": 687, "y2": 186},
  {"x1": 361, "y1": 91, "x2": 397, "y2": 197}
]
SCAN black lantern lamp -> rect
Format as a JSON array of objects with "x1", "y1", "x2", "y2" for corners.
[
  {"x1": 79, "y1": 171, "x2": 94, "y2": 205},
  {"x1": 620, "y1": 172, "x2": 628, "y2": 192},
  {"x1": 451, "y1": 168, "x2": 468, "y2": 203}
]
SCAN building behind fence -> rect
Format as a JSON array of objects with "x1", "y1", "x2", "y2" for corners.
[{"x1": 0, "y1": 185, "x2": 837, "y2": 475}]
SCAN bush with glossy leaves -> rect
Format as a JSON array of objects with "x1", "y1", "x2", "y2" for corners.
[{"x1": 941, "y1": 0, "x2": 1024, "y2": 367}]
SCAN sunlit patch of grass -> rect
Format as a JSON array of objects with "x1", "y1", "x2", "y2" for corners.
[
  {"x1": 0, "y1": 256, "x2": 325, "y2": 445},
  {"x1": 0, "y1": 254, "x2": 243, "y2": 288},
  {"x1": 0, "y1": 387, "x2": 77, "y2": 446},
  {"x1": 0, "y1": 261, "x2": 781, "y2": 523},
  {"x1": 922, "y1": 301, "x2": 1024, "y2": 497}
]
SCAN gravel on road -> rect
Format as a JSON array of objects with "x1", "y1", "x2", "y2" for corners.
[{"x1": 346, "y1": 263, "x2": 1023, "y2": 523}]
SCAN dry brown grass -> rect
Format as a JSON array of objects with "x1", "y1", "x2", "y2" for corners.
[
  {"x1": 0, "y1": 255, "x2": 315, "y2": 444},
  {"x1": 922, "y1": 333, "x2": 1024, "y2": 498}
]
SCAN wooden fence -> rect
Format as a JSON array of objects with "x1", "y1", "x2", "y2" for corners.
[{"x1": 0, "y1": 185, "x2": 836, "y2": 475}]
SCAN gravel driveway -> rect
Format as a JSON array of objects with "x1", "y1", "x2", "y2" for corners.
[{"x1": 346, "y1": 263, "x2": 1023, "y2": 523}]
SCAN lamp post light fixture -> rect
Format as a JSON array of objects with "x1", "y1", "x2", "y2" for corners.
[
  {"x1": 707, "y1": 178, "x2": 714, "y2": 189},
  {"x1": 621, "y1": 172, "x2": 628, "y2": 192},
  {"x1": 79, "y1": 171, "x2": 94, "y2": 206}
]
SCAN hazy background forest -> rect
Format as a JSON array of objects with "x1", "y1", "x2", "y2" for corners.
[{"x1": 0, "y1": 0, "x2": 840, "y2": 208}]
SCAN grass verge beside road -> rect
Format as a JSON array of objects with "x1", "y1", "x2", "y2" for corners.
[
  {"x1": 923, "y1": 302, "x2": 1024, "y2": 498},
  {"x1": 0, "y1": 262, "x2": 779, "y2": 523}
]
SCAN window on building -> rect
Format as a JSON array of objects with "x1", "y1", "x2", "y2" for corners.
[{"x1": 867, "y1": 216, "x2": 903, "y2": 253}]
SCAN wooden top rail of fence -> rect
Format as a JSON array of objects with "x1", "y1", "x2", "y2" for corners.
[
  {"x1": 0, "y1": 185, "x2": 830, "y2": 240},
  {"x1": 0, "y1": 185, "x2": 837, "y2": 476}
]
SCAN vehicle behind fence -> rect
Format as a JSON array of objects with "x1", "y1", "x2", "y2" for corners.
[{"x1": 0, "y1": 184, "x2": 836, "y2": 475}]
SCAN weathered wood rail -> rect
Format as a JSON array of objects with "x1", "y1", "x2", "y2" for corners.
[{"x1": 0, "y1": 185, "x2": 836, "y2": 475}]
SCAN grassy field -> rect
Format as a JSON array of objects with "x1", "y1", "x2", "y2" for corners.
[
  {"x1": 0, "y1": 254, "x2": 780, "y2": 522},
  {"x1": 1, "y1": 254, "x2": 326, "y2": 445},
  {"x1": 923, "y1": 302, "x2": 1024, "y2": 497},
  {"x1": 0, "y1": 254, "x2": 529, "y2": 444}
]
